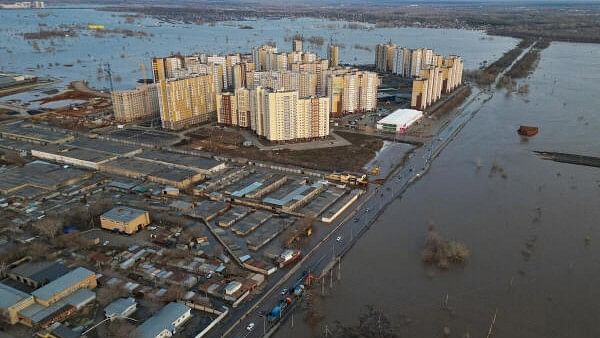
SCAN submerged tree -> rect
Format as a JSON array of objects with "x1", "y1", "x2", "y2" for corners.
[
  {"x1": 329, "y1": 305, "x2": 398, "y2": 338},
  {"x1": 422, "y1": 225, "x2": 470, "y2": 269}
]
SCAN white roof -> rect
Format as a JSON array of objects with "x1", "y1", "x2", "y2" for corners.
[{"x1": 377, "y1": 109, "x2": 423, "y2": 128}]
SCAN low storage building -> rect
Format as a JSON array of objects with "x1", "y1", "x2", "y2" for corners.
[
  {"x1": 100, "y1": 206, "x2": 150, "y2": 235},
  {"x1": 31, "y1": 267, "x2": 97, "y2": 307},
  {"x1": 376, "y1": 108, "x2": 423, "y2": 133},
  {"x1": 135, "y1": 302, "x2": 192, "y2": 338},
  {"x1": 0, "y1": 283, "x2": 35, "y2": 324},
  {"x1": 104, "y1": 297, "x2": 137, "y2": 319}
]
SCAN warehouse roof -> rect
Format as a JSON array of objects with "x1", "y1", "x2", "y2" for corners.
[
  {"x1": 31, "y1": 267, "x2": 95, "y2": 301},
  {"x1": 32, "y1": 145, "x2": 117, "y2": 163},
  {"x1": 104, "y1": 297, "x2": 137, "y2": 318},
  {"x1": 0, "y1": 283, "x2": 32, "y2": 309},
  {"x1": 10, "y1": 261, "x2": 70, "y2": 285},
  {"x1": 101, "y1": 206, "x2": 147, "y2": 223}
]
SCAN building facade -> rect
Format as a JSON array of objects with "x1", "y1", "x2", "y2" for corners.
[{"x1": 111, "y1": 84, "x2": 160, "y2": 123}]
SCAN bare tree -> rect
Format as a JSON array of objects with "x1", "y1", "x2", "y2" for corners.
[
  {"x1": 162, "y1": 285, "x2": 186, "y2": 303},
  {"x1": 107, "y1": 320, "x2": 137, "y2": 338},
  {"x1": 31, "y1": 216, "x2": 64, "y2": 239}
]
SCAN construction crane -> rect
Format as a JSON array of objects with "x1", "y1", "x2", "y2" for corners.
[{"x1": 103, "y1": 63, "x2": 113, "y2": 92}]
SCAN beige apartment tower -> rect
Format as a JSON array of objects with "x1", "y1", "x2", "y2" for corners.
[{"x1": 111, "y1": 84, "x2": 160, "y2": 122}]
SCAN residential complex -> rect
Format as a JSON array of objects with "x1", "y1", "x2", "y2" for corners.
[
  {"x1": 139, "y1": 40, "x2": 377, "y2": 140},
  {"x1": 375, "y1": 43, "x2": 464, "y2": 110},
  {"x1": 411, "y1": 55, "x2": 464, "y2": 110},
  {"x1": 324, "y1": 67, "x2": 378, "y2": 116}
]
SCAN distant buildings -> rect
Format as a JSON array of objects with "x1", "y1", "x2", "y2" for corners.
[
  {"x1": 0, "y1": 1, "x2": 45, "y2": 9},
  {"x1": 111, "y1": 84, "x2": 160, "y2": 123},
  {"x1": 100, "y1": 206, "x2": 150, "y2": 235},
  {"x1": 375, "y1": 43, "x2": 464, "y2": 110}
]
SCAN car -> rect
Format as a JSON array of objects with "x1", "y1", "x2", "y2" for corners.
[
  {"x1": 246, "y1": 323, "x2": 255, "y2": 331},
  {"x1": 281, "y1": 288, "x2": 288, "y2": 296},
  {"x1": 206, "y1": 272, "x2": 213, "y2": 279},
  {"x1": 354, "y1": 218, "x2": 359, "y2": 222},
  {"x1": 336, "y1": 236, "x2": 342, "y2": 242},
  {"x1": 102, "y1": 240, "x2": 110, "y2": 246}
]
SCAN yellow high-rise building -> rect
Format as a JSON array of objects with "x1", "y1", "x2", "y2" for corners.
[
  {"x1": 158, "y1": 74, "x2": 215, "y2": 130},
  {"x1": 328, "y1": 44, "x2": 340, "y2": 67}
]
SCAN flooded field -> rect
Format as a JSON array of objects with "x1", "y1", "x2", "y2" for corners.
[
  {"x1": 277, "y1": 42, "x2": 600, "y2": 338},
  {"x1": 0, "y1": 8, "x2": 515, "y2": 93}
]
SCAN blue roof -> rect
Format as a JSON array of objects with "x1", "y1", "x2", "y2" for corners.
[
  {"x1": 136, "y1": 302, "x2": 191, "y2": 338},
  {"x1": 0, "y1": 283, "x2": 32, "y2": 309},
  {"x1": 232, "y1": 182, "x2": 262, "y2": 197},
  {"x1": 31, "y1": 267, "x2": 94, "y2": 302}
]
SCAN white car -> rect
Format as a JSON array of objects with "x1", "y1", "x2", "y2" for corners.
[
  {"x1": 246, "y1": 323, "x2": 255, "y2": 331},
  {"x1": 336, "y1": 236, "x2": 342, "y2": 242}
]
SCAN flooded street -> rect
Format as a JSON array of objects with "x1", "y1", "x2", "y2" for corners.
[{"x1": 278, "y1": 42, "x2": 600, "y2": 337}]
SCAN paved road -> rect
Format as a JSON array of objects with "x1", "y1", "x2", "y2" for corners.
[
  {"x1": 216, "y1": 84, "x2": 495, "y2": 338},
  {"x1": 216, "y1": 43, "x2": 536, "y2": 337}
]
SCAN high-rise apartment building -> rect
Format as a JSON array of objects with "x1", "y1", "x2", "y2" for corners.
[
  {"x1": 249, "y1": 88, "x2": 330, "y2": 141},
  {"x1": 327, "y1": 44, "x2": 340, "y2": 67},
  {"x1": 375, "y1": 43, "x2": 397, "y2": 73},
  {"x1": 252, "y1": 45, "x2": 278, "y2": 71},
  {"x1": 324, "y1": 68, "x2": 378, "y2": 116},
  {"x1": 411, "y1": 56, "x2": 464, "y2": 110},
  {"x1": 158, "y1": 74, "x2": 215, "y2": 130},
  {"x1": 216, "y1": 92, "x2": 238, "y2": 126},
  {"x1": 111, "y1": 84, "x2": 160, "y2": 123},
  {"x1": 292, "y1": 38, "x2": 303, "y2": 53}
]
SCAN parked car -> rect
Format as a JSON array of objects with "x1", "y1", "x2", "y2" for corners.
[{"x1": 246, "y1": 323, "x2": 255, "y2": 331}]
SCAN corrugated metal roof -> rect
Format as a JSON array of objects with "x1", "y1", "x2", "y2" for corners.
[
  {"x1": 0, "y1": 283, "x2": 32, "y2": 309},
  {"x1": 136, "y1": 302, "x2": 190, "y2": 338},
  {"x1": 31, "y1": 267, "x2": 94, "y2": 301}
]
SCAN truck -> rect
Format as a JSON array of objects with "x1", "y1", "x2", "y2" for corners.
[{"x1": 326, "y1": 172, "x2": 368, "y2": 187}]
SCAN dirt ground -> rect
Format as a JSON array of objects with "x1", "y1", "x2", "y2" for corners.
[{"x1": 181, "y1": 130, "x2": 383, "y2": 173}]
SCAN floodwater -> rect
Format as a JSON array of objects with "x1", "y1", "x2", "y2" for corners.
[
  {"x1": 0, "y1": 8, "x2": 514, "y2": 93},
  {"x1": 278, "y1": 42, "x2": 600, "y2": 337}
]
